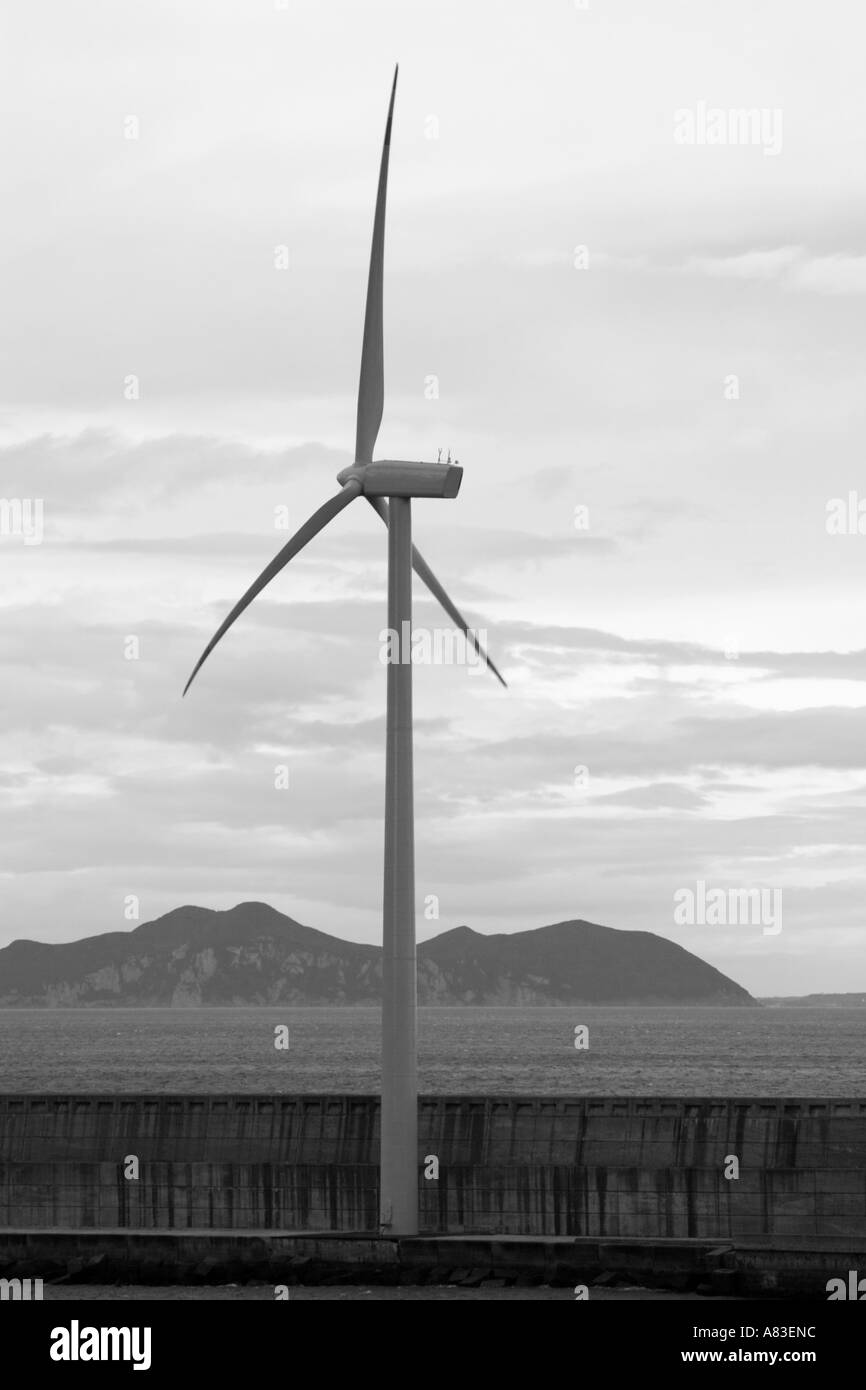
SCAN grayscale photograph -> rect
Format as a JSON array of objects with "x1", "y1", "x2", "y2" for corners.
[{"x1": 0, "y1": 0, "x2": 862, "y2": 1367}]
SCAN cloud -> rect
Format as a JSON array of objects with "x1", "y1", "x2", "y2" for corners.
[
  {"x1": 511, "y1": 249, "x2": 650, "y2": 272},
  {"x1": 592, "y1": 782, "x2": 708, "y2": 810},
  {"x1": 682, "y1": 246, "x2": 803, "y2": 280},
  {"x1": 680, "y1": 245, "x2": 866, "y2": 295},
  {"x1": 789, "y1": 255, "x2": 866, "y2": 295},
  {"x1": 0, "y1": 430, "x2": 345, "y2": 515}
]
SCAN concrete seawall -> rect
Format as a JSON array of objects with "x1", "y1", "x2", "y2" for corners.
[{"x1": 1, "y1": 1094, "x2": 863, "y2": 1240}]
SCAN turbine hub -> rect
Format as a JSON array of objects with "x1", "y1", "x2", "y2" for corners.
[{"x1": 337, "y1": 464, "x2": 367, "y2": 488}]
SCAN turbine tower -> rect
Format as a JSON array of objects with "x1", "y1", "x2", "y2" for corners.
[{"x1": 183, "y1": 65, "x2": 505, "y2": 1236}]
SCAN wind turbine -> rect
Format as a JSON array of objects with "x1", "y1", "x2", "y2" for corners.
[{"x1": 183, "y1": 65, "x2": 505, "y2": 1237}]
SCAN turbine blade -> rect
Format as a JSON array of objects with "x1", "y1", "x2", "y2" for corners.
[
  {"x1": 355, "y1": 65, "x2": 398, "y2": 465},
  {"x1": 367, "y1": 496, "x2": 507, "y2": 687},
  {"x1": 184, "y1": 482, "x2": 361, "y2": 695},
  {"x1": 410, "y1": 545, "x2": 508, "y2": 688}
]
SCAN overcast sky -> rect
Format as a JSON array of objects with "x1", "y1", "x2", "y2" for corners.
[{"x1": 2, "y1": 0, "x2": 865, "y2": 995}]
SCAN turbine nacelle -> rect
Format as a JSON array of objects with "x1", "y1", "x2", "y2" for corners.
[{"x1": 337, "y1": 459, "x2": 463, "y2": 499}]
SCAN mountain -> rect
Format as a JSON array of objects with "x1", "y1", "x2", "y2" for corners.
[
  {"x1": 0, "y1": 902, "x2": 754, "y2": 1007},
  {"x1": 760, "y1": 994, "x2": 866, "y2": 1007}
]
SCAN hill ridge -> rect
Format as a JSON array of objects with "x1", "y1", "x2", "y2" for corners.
[{"x1": 0, "y1": 903, "x2": 755, "y2": 1007}]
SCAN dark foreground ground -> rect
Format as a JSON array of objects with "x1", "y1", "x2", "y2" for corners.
[{"x1": 40, "y1": 1284, "x2": 719, "y2": 1300}]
